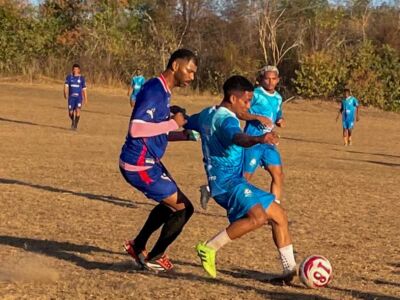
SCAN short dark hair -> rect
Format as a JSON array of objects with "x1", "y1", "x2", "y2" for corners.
[
  {"x1": 344, "y1": 88, "x2": 351, "y2": 93},
  {"x1": 223, "y1": 75, "x2": 254, "y2": 101},
  {"x1": 166, "y1": 49, "x2": 198, "y2": 70},
  {"x1": 72, "y1": 63, "x2": 80, "y2": 69}
]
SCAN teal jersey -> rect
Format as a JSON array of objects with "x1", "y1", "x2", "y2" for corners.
[
  {"x1": 185, "y1": 106, "x2": 244, "y2": 196},
  {"x1": 244, "y1": 87, "x2": 283, "y2": 136},
  {"x1": 130, "y1": 75, "x2": 146, "y2": 100},
  {"x1": 341, "y1": 96, "x2": 359, "y2": 120}
]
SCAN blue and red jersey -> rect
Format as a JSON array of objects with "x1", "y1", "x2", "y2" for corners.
[
  {"x1": 120, "y1": 75, "x2": 178, "y2": 168},
  {"x1": 65, "y1": 74, "x2": 86, "y2": 101}
]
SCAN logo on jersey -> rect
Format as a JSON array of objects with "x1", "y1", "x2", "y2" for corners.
[
  {"x1": 244, "y1": 188, "x2": 253, "y2": 197},
  {"x1": 161, "y1": 173, "x2": 171, "y2": 181},
  {"x1": 249, "y1": 158, "x2": 257, "y2": 167},
  {"x1": 146, "y1": 108, "x2": 156, "y2": 119}
]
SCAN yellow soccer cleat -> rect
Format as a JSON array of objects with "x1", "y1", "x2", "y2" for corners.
[{"x1": 196, "y1": 242, "x2": 217, "y2": 278}]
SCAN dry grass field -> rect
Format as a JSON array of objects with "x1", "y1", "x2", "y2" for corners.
[{"x1": 0, "y1": 81, "x2": 399, "y2": 299}]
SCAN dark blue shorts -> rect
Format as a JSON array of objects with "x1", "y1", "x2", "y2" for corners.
[
  {"x1": 68, "y1": 97, "x2": 82, "y2": 110},
  {"x1": 120, "y1": 164, "x2": 177, "y2": 202}
]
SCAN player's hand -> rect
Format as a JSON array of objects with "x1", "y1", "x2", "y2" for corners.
[
  {"x1": 356, "y1": 116, "x2": 360, "y2": 122},
  {"x1": 256, "y1": 115, "x2": 273, "y2": 129},
  {"x1": 172, "y1": 112, "x2": 187, "y2": 127},
  {"x1": 261, "y1": 131, "x2": 279, "y2": 145},
  {"x1": 276, "y1": 118, "x2": 286, "y2": 128}
]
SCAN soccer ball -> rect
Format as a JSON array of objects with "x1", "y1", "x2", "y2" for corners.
[{"x1": 299, "y1": 255, "x2": 333, "y2": 288}]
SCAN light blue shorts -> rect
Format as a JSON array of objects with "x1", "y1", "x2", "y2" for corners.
[
  {"x1": 342, "y1": 118, "x2": 355, "y2": 129},
  {"x1": 244, "y1": 144, "x2": 282, "y2": 174},
  {"x1": 214, "y1": 179, "x2": 275, "y2": 223}
]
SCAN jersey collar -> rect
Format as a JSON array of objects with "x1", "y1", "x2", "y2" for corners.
[
  {"x1": 158, "y1": 74, "x2": 171, "y2": 94},
  {"x1": 259, "y1": 86, "x2": 277, "y2": 97}
]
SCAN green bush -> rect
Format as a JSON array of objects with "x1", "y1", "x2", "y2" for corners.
[{"x1": 293, "y1": 51, "x2": 347, "y2": 98}]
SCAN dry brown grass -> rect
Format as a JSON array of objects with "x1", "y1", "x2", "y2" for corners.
[{"x1": 0, "y1": 82, "x2": 399, "y2": 299}]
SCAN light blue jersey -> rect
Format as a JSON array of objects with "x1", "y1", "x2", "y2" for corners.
[
  {"x1": 341, "y1": 96, "x2": 359, "y2": 129},
  {"x1": 186, "y1": 106, "x2": 275, "y2": 223},
  {"x1": 243, "y1": 87, "x2": 283, "y2": 173},
  {"x1": 185, "y1": 106, "x2": 243, "y2": 196},
  {"x1": 130, "y1": 75, "x2": 146, "y2": 101},
  {"x1": 341, "y1": 96, "x2": 358, "y2": 120},
  {"x1": 244, "y1": 87, "x2": 283, "y2": 136}
]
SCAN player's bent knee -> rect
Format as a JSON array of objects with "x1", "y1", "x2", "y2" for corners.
[
  {"x1": 266, "y1": 202, "x2": 288, "y2": 226},
  {"x1": 249, "y1": 213, "x2": 268, "y2": 228}
]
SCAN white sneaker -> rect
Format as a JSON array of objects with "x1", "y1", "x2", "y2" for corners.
[{"x1": 199, "y1": 185, "x2": 211, "y2": 210}]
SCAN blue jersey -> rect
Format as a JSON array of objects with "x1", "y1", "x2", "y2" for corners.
[
  {"x1": 244, "y1": 87, "x2": 282, "y2": 136},
  {"x1": 185, "y1": 106, "x2": 244, "y2": 197},
  {"x1": 131, "y1": 75, "x2": 146, "y2": 99},
  {"x1": 120, "y1": 76, "x2": 171, "y2": 166},
  {"x1": 65, "y1": 74, "x2": 86, "y2": 101},
  {"x1": 341, "y1": 96, "x2": 359, "y2": 120}
]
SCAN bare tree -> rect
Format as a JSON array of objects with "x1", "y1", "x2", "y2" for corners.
[{"x1": 257, "y1": 0, "x2": 302, "y2": 66}]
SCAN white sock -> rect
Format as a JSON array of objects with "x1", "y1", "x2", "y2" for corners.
[
  {"x1": 206, "y1": 229, "x2": 232, "y2": 251},
  {"x1": 274, "y1": 198, "x2": 281, "y2": 204},
  {"x1": 278, "y1": 244, "x2": 296, "y2": 273}
]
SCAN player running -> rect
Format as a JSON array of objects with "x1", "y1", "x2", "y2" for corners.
[
  {"x1": 128, "y1": 72, "x2": 146, "y2": 108},
  {"x1": 241, "y1": 65, "x2": 285, "y2": 203},
  {"x1": 119, "y1": 49, "x2": 197, "y2": 272},
  {"x1": 64, "y1": 64, "x2": 88, "y2": 130},
  {"x1": 336, "y1": 88, "x2": 360, "y2": 146},
  {"x1": 185, "y1": 75, "x2": 297, "y2": 284}
]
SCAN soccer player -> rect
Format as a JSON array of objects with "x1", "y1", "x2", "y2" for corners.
[
  {"x1": 185, "y1": 76, "x2": 297, "y2": 284},
  {"x1": 128, "y1": 72, "x2": 146, "y2": 108},
  {"x1": 64, "y1": 64, "x2": 87, "y2": 130},
  {"x1": 336, "y1": 88, "x2": 360, "y2": 146},
  {"x1": 241, "y1": 66, "x2": 285, "y2": 203},
  {"x1": 119, "y1": 49, "x2": 197, "y2": 272}
]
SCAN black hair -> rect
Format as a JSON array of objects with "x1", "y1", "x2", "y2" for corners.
[
  {"x1": 72, "y1": 63, "x2": 80, "y2": 69},
  {"x1": 166, "y1": 49, "x2": 198, "y2": 70},
  {"x1": 344, "y1": 88, "x2": 351, "y2": 93},
  {"x1": 223, "y1": 75, "x2": 254, "y2": 101}
]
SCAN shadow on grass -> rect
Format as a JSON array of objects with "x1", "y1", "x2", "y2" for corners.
[
  {"x1": 0, "y1": 116, "x2": 69, "y2": 131},
  {"x1": 281, "y1": 136, "x2": 338, "y2": 146},
  {"x1": 334, "y1": 149, "x2": 400, "y2": 159},
  {"x1": 0, "y1": 178, "x2": 138, "y2": 209},
  {"x1": 0, "y1": 177, "x2": 225, "y2": 218},
  {"x1": 0, "y1": 235, "x2": 128, "y2": 271},
  {"x1": 332, "y1": 157, "x2": 400, "y2": 167}
]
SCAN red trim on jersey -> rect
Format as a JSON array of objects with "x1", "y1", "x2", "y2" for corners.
[{"x1": 159, "y1": 74, "x2": 171, "y2": 94}]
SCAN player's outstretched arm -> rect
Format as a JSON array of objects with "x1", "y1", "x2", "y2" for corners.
[
  {"x1": 236, "y1": 110, "x2": 273, "y2": 128},
  {"x1": 168, "y1": 130, "x2": 199, "y2": 142},
  {"x1": 232, "y1": 131, "x2": 279, "y2": 148}
]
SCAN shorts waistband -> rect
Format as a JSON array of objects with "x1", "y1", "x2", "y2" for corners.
[{"x1": 119, "y1": 159, "x2": 152, "y2": 172}]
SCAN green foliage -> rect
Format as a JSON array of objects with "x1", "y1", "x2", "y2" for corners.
[
  {"x1": 293, "y1": 51, "x2": 347, "y2": 97},
  {"x1": 0, "y1": 0, "x2": 399, "y2": 112}
]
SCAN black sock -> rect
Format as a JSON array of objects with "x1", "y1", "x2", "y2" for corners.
[
  {"x1": 134, "y1": 204, "x2": 173, "y2": 252},
  {"x1": 74, "y1": 115, "x2": 80, "y2": 128},
  {"x1": 148, "y1": 203, "x2": 193, "y2": 260}
]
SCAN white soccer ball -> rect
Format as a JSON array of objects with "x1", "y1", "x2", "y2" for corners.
[{"x1": 299, "y1": 255, "x2": 333, "y2": 288}]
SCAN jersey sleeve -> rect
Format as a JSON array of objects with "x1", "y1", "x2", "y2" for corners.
[
  {"x1": 184, "y1": 113, "x2": 200, "y2": 132},
  {"x1": 249, "y1": 93, "x2": 262, "y2": 115},
  {"x1": 132, "y1": 87, "x2": 163, "y2": 122},
  {"x1": 65, "y1": 75, "x2": 70, "y2": 86},
  {"x1": 340, "y1": 100, "x2": 344, "y2": 112},
  {"x1": 353, "y1": 97, "x2": 359, "y2": 107},
  {"x1": 217, "y1": 117, "x2": 242, "y2": 147}
]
